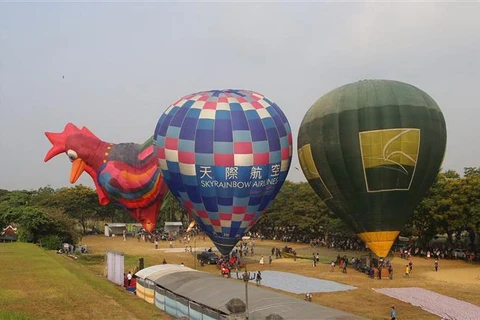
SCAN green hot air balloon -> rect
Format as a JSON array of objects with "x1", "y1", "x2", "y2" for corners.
[{"x1": 298, "y1": 80, "x2": 447, "y2": 257}]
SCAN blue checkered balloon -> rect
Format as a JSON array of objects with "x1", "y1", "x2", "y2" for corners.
[{"x1": 154, "y1": 89, "x2": 292, "y2": 254}]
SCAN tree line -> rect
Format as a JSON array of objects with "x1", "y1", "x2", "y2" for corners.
[
  {"x1": 254, "y1": 167, "x2": 480, "y2": 255},
  {"x1": 1, "y1": 167, "x2": 479, "y2": 254}
]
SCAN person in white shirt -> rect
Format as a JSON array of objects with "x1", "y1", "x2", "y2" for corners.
[{"x1": 127, "y1": 272, "x2": 132, "y2": 286}]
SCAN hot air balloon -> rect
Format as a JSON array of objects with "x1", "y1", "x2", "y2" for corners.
[
  {"x1": 44, "y1": 123, "x2": 169, "y2": 232},
  {"x1": 154, "y1": 89, "x2": 292, "y2": 255},
  {"x1": 298, "y1": 80, "x2": 447, "y2": 257}
]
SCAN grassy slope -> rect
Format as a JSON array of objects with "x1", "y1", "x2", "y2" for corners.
[{"x1": 0, "y1": 243, "x2": 168, "y2": 320}]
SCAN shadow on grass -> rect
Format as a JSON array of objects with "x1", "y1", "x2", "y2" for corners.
[
  {"x1": 76, "y1": 254, "x2": 105, "y2": 266},
  {"x1": 0, "y1": 311, "x2": 33, "y2": 320},
  {"x1": 77, "y1": 254, "x2": 141, "y2": 270}
]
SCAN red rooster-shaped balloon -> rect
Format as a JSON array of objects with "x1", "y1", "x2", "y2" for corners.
[{"x1": 44, "y1": 123, "x2": 168, "y2": 232}]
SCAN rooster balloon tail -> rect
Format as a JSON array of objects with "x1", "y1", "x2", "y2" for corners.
[{"x1": 44, "y1": 123, "x2": 169, "y2": 232}]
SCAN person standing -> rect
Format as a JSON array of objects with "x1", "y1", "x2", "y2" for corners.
[
  {"x1": 127, "y1": 271, "x2": 132, "y2": 286},
  {"x1": 259, "y1": 255, "x2": 264, "y2": 267},
  {"x1": 391, "y1": 306, "x2": 397, "y2": 320},
  {"x1": 312, "y1": 253, "x2": 317, "y2": 267},
  {"x1": 123, "y1": 229, "x2": 127, "y2": 241},
  {"x1": 404, "y1": 264, "x2": 410, "y2": 278},
  {"x1": 434, "y1": 260, "x2": 439, "y2": 272},
  {"x1": 268, "y1": 255, "x2": 272, "y2": 266},
  {"x1": 256, "y1": 271, "x2": 262, "y2": 286},
  {"x1": 154, "y1": 238, "x2": 158, "y2": 250}
]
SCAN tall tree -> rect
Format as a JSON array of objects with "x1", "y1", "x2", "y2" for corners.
[
  {"x1": 52, "y1": 185, "x2": 99, "y2": 234},
  {"x1": 462, "y1": 168, "x2": 480, "y2": 253},
  {"x1": 158, "y1": 195, "x2": 186, "y2": 227},
  {"x1": 252, "y1": 181, "x2": 351, "y2": 241}
]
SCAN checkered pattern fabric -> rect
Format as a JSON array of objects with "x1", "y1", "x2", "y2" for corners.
[{"x1": 154, "y1": 89, "x2": 292, "y2": 254}]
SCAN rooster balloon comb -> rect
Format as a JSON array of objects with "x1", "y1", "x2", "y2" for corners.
[{"x1": 44, "y1": 123, "x2": 169, "y2": 232}]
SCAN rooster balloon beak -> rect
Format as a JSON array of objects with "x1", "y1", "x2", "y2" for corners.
[
  {"x1": 144, "y1": 222, "x2": 154, "y2": 233},
  {"x1": 70, "y1": 158, "x2": 86, "y2": 183}
]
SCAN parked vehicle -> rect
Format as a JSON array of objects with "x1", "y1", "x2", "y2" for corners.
[{"x1": 197, "y1": 252, "x2": 219, "y2": 265}]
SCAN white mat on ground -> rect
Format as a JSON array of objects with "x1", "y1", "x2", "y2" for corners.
[
  {"x1": 247, "y1": 270, "x2": 356, "y2": 294},
  {"x1": 374, "y1": 287, "x2": 480, "y2": 320}
]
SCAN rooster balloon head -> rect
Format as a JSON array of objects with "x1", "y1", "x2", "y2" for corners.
[
  {"x1": 44, "y1": 123, "x2": 169, "y2": 232},
  {"x1": 45, "y1": 123, "x2": 109, "y2": 202}
]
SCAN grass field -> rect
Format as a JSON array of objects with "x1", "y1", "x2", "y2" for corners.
[
  {"x1": 1, "y1": 236, "x2": 480, "y2": 319},
  {"x1": 0, "y1": 242, "x2": 168, "y2": 320}
]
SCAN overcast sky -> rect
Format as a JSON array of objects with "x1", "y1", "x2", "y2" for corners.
[{"x1": 0, "y1": 2, "x2": 479, "y2": 191}]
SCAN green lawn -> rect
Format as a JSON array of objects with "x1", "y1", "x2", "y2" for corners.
[{"x1": 0, "y1": 243, "x2": 168, "y2": 320}]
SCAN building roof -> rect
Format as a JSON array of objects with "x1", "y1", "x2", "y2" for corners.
[
  {"x1": 135, "y1": 265, "x2": 365, "y2": 320},
  {"x1": 106, "y1": 223, "x2": 142, "y2": 227},
  {"x1": 1, "y1": 225, "x2": 18, "y2": 239},
  {"x1": 2, "y1": 225, "x2": 17, "y2": 233},
  {"x1": 164, "y1": 222, "x2": 183, "y2": 226},
  {"x1": 135, "y1": 264, "x2": 193, "y2": 279}
]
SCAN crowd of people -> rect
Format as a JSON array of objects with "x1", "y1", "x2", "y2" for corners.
[
  {"x1": 120, "y1": 228, "x2": 474, "y2": 286},
  {"x1": 399, "y1": 246, "x2": 475, "y2": 261},
  {"x1": 212, "y1": 240, "x2": 259, "y2": 277},
  {"x1": 309, "y1": 237, "x2": 368, "y2": 252},
  {"x1": 275, "y1": 233, "x2": 478, "y2": 263}
]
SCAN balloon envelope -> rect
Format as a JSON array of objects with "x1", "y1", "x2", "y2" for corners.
[
  {"x1": 44, "y1": 124, "x2": 168, "y2": 232},
  {"x1": 298, "y1": 80, "x2": 447, "y2": 257},
  {"x1": 154, "y1": 89, "x2": 292, "y2": 254}
]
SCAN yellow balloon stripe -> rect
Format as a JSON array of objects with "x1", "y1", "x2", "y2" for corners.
[
  {"x1": 298, "y1": 144, "x2": 320, "y2": 180},
  {"x1": 358, "y1": 231, "x2": 400, "y2": 258}
]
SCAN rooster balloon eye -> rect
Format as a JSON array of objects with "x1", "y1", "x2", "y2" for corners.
[{"x1": 66, "y1": 149, "x2": 78, "y2": 161}]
